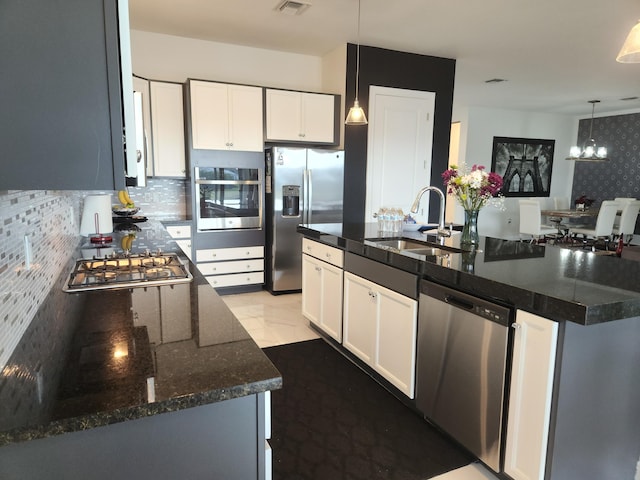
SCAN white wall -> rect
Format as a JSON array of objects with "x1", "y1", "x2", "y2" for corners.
[
  {"x1": 130, "y1": 30, "x2": 327, "y2": 93},
  {"x1": 454, "y1": 106, "x2": 577, "y2": 239}
]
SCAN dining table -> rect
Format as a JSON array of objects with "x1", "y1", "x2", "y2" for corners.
[{"x1": 540, "y1": 208, "x2": 600, "y2": 219}]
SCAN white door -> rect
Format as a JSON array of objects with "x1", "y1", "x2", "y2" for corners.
[
  {"x1": 150, "y1": 81, "x2": 185, "y2": 177},
  {"x1": 375, "y1": 287, "x2": 417, "y2": 398},
  {"x1": 342, "y1": 272, "x2": 376, "y2": 364},
  {"x1": 365, "y1": 86, "x2": 435, "y2": 223},
  {"x1": 504, "y1": 310, "x2": 558, "y2": 480}
]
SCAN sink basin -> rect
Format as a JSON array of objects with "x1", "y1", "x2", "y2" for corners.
[
  {"x1": 369, "y1": 239, "x2": 432, "y2": 251},
  {"x1": 364, "y1": 237, "x2": 462, "y2": 256}
]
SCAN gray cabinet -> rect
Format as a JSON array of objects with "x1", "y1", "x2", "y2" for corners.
[{"x1": 0, "y1": 0, "x2": 132, "y2": 190}]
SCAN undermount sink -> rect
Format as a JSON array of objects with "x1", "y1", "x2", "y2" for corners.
[
  {"x1": 365, "y1": 237, "x2": 462, "y2": 257},
  {"x1": 370, "y1": 239, "x2": 432, "y2": 251}
]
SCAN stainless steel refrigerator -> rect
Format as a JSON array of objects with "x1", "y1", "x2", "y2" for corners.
[{"x1": 265, "y1": 146, "x2": 344, "y2": 293}]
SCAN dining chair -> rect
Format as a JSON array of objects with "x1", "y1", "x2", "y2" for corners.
[
  {"x1": 570, "y1": 200, "x2": 620, "y2": 250},
  {"x1": 613, "y1": 197, "x2": 636, "y2": 229},
  {"x1": 519, "y1": 199, "x2": 557, "y2": 243},
  {"x1": 612, "y1": 199, "x2": 640, "y2": 245}
]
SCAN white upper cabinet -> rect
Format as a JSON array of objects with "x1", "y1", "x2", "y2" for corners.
[
  {"x1": 149, "y1": 81, "x2": 186, "y2": 177},
  {"x1": 189, "y1": 80, "x2": 264, "y2": 152},
  {"x1": 265, "y1": 89, "x2": 336, "y2": 144}
]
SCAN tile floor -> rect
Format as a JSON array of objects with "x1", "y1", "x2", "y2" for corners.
[{"x1": 221, "y1": 289, "x2": 499, "y2": 480}]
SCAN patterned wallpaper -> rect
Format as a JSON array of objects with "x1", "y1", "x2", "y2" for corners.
[{"x1": 571, "y1": 112, "x2": 640, "y2": 234}]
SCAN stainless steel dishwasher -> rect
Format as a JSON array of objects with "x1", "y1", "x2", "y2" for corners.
[{"x1": 416, "y1": 280, "x2": 512, "y2": 473}]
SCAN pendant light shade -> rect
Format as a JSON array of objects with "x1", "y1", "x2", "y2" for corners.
[
  {"x1": 617, "y1": 20, "x2": 640, "y2": 63},
  {"x1": 566, "y1": 100, "x2": 609, "y2": 162},
  {"x1": 345, "y1": 0, "x2": 367, "y2": 125}
]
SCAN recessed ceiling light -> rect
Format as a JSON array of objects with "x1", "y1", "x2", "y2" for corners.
[
  {"x1": 485, "y1": 78, "x2": 507, "y2": 84},
  {"x1": 275, "y1": 0, "x2": 312, "y2": 16}
]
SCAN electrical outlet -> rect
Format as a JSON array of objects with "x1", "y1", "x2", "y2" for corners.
[{"x1": 24, "y1": 235, "x2": 32, "y2": 270}]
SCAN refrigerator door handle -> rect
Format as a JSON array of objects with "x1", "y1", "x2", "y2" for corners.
[{"x1": 306, "y1": 168, "x2": 312, "y2": 224}]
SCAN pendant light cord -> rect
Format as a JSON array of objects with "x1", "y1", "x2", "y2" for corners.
[
  {"x1": 355, "y1": 0, "x2": 361, "y2": 102},
  {"x1": 588, "y1": 101, "x2": 595, "y2": 139}
]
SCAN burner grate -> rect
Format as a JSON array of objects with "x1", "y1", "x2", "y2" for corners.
[{"x1": 64, "y1": 252, "x2": 192, "y2": 292}]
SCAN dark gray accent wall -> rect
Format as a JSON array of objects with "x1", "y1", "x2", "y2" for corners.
[
  {"x1": 343, "y1": 44, "x2": 456, "y2": 225},
  {"x1": 571, "y1": 112, "x2": 640, "y2": 234}
]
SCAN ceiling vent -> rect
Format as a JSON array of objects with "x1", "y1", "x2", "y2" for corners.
[{"x1": 275, "y1": 0, "x2": 312, "y2": 16}]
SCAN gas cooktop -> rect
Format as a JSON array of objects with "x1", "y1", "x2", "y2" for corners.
[{"x1": 63, "y1": 251, "x2": 192, "y2": 293}]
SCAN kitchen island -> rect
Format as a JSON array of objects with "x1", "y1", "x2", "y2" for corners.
[
  {"x1": 0, "y1": 219, "x2": 281, "y2": 480},
  {"x1": 299, "y1": 222, "x2": 640, "y2": 480}
]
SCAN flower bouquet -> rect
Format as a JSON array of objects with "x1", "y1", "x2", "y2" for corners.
[{"x1": 442, "y1": 164, "x2": 504, "y2": 246}]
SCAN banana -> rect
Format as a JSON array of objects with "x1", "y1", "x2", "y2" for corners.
[
  {"x1": 117, "y1": 190, "x2": 134, "y2": 207},
  {"x1": 120, "y1": 233, "x2": 135, "y2": 251}
]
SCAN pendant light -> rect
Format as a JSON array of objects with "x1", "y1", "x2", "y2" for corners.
[
  {"x1": 617, "y1": 20, "x2": 640, "y2": 63},
  {"x1": 345, "y1": 0, "x2": 367, "y2": 125},
  {"x1": 566, "y1": 100, "x2": 609, "y2": 162}
]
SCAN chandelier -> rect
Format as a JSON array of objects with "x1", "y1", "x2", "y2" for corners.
[{"x1": 566, "y1": 100, "x2": 609, "y2": 162}]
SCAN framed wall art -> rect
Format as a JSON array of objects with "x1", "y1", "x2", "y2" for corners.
[{"x1": 490, "y1": 137, "x2": 555, "y2": 197}]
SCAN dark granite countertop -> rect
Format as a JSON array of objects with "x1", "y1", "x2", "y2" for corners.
[
  {"x1": 0, "y1": 219, "x2": 281, "y2": 447},
  {"x1": 298, "y1": 222, "x2": 640, "y2": 325}
]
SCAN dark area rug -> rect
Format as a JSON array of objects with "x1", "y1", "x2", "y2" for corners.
[{"x1": 264, "y1": 339, "x2": 473, "y2": 480}]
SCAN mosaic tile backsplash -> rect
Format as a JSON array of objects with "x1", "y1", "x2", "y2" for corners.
[
  {"x1": 0, "y1": 178, "x2": 189, "y2": 371},
  {"x1": 571, "y1": 112, "x2": 640, "y2": 235}
]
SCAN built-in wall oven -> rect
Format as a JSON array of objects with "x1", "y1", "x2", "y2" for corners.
[{"x1": 195, "y1": 166, "x2": 263, "y2": 231}]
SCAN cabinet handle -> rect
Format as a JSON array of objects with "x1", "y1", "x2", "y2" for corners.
[
  {"x1": 368, "y1": 291, "x2": 377, "y2": 299},
  {"x1": 315, "y1": 266, "x2": 321, "y2": 272},
  {"x1": 326, "y1": 253, "x2": 331, "y2": 259},
  {"x1": 511, "y1": 322, "x2": 521, "y2": 330}
]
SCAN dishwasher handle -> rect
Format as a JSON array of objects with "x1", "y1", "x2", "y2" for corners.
[{"x1": 444, "y1": 294, "x2": 474, "y2": 311}]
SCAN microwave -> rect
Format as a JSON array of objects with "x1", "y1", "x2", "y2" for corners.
[{"x1": 194, "y1": 166, "x2": 263, "y2": 231}]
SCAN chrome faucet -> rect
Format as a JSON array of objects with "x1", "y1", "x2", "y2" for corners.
[{"x1": 410, "y1": 186, "x2": 451, "y2": 237}]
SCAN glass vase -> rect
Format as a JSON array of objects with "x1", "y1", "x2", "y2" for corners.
[{"x1": 461, "y1": 209, "x2": 480, "y2": 247}]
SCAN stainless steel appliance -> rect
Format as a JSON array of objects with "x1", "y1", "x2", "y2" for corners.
[
  {"x1": 63, "y1": 252, "x2": 192, "y2": 292},
  {"x1": 195, "y1": 166, "x2": 263, "y2": 231},
  {"x1": 265, "y1": 146, "x2": 344, "y2": 293},
  {"x1": 416, "y1": 280, "x2": 512, "y2": 472}
]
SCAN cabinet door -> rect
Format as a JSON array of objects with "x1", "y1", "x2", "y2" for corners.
[
  {"x1": 265, "y1": 89, "x2": 302, "y2": 141},
  {"x1": 227, "y1": 84, "x2": 264, "y2": 152},
  {"x1": 301, "y1": 93, "x2": 335, "y2": 143},
  {"x1": 302, "y1": 254, "x2": 343, "y2": 342},
  {"x1": 504, "y1": 310, "x2": 558, "y2": 480},
  {"x1": 190, "y1": 81, "x2": 230, "y2": 150},
  {"x1": 343, "y1": 272, "x2": 376, "y2": 363},
  {"x1": 133, "y1": 76, "x2": 154, "y2": 177},
  {"x1": 320, "y1": 261, "x2": 343, "y2": 342},
  {"x1": 376, "y1": 287, "x2": 417, "y2": 398},
  {"x1": 150, "y1": 81, "x2": 186, "y2": 177},
  {"x1": 0, "y1": 0, "x2": 128, "y2": 190},
  {"x1": 302, "y1": 254, "x2": 322, "y2": 327}
]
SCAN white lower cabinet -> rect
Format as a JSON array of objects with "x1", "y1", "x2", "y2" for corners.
[
  {"x1": 504, "y1": 310, "x2": 558, "y2": 480},
  {"x1": 342, "y1": 271, "x2": 417, "y2": 398},
  {"x1": 165, "y1": 224, "x2": 193, "y2": 261},
  {"x1": 301, "y1": 253, "x2": 343, "y2": 342},
  {"x1": 196, "y1": 246, "x2": 264, "y2": 288}
]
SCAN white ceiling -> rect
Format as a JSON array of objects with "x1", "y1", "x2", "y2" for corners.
[{"x1": 128, "y1": 0, "x2": 640, "y2": 116}]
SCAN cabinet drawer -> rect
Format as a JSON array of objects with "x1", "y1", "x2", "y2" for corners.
[
  {"x1": 165, "y1": 225, "x2": 192, "y2": 239},
  {"x1": 205, "y1": 271, "x2": 264, "y2": 288},
  {"x1": 196, "y1": 246, "x2": 264, "y2": 262},
  {"x1": 302, "y1": 238, "x2": 343, "y2": 268},
  {"x1": 198, "y1": 259, "x2": 263, "y2": 276}
]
